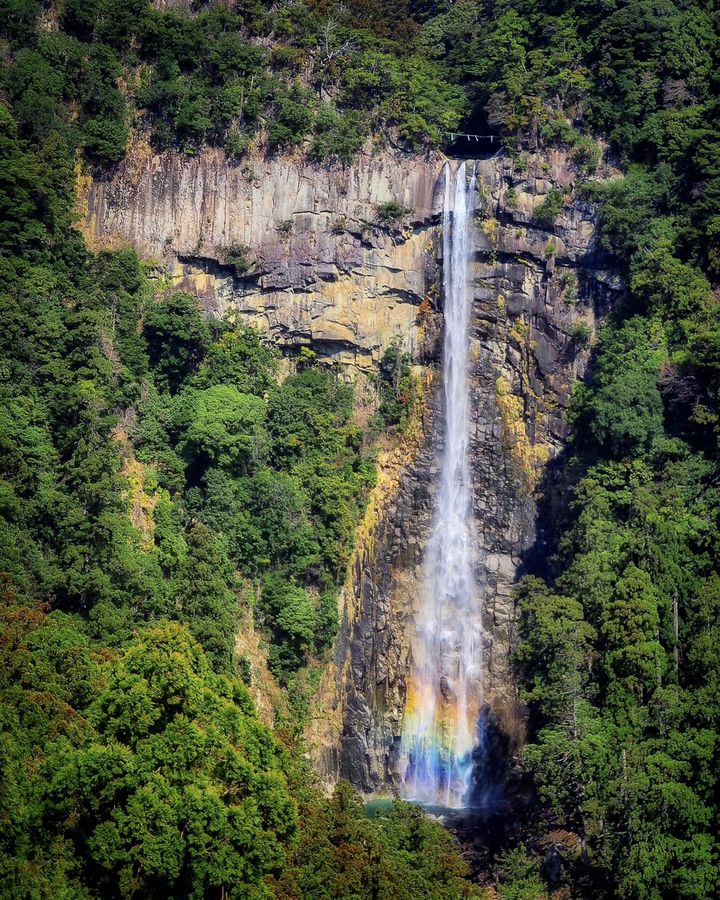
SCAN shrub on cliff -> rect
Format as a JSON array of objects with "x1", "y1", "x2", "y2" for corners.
[
  {"x1": 375, "y1": 201, "x2": 410, "y2": 226},
  {"x1": 220, "y1": 241, "x2": 253, "y2": 274},
  {"x1": 375, "y1": 341, "x2": 415, "y2": 429},
  {"x1": 532, "y1": 189, "x2": 565, "y2": 228}
]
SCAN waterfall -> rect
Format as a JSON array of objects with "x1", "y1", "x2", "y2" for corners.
[{"x1": 402, "y1": 161, "x2": 482, "y2": 809}]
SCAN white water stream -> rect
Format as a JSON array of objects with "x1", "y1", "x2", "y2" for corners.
[{"x1": 402, "y1": 161, "x2": 482, "y2": 808}]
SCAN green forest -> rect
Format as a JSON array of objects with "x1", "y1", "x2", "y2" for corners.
[{"x1": 0, "y1": 0, "x2": 719, "y2": 897}]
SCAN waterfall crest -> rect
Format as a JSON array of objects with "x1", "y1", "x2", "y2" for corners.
[{"x1": 402, "y1": 161, "x2": 482, "y2": 808}]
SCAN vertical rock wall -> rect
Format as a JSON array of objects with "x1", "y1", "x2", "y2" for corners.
[
  {"x1": 81, "y1": 143, "x2": 443, "y2": 369},
  {"x1": 78, "y1": 143, "x2": 620, "y2": 796},
  {"x1": 311, "y1": 150, "x2": 622, "y2": 794}
]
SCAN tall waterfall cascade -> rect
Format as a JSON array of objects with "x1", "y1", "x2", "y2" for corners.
[{"x1": 401, "y1": 161, "x2": 483, "y2": 808}]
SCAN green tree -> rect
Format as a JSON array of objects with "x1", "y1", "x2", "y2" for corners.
[
  {"x1": 195, "y1": 323, "x2": 277, "y2": 395},
  {"x1": 173, "y1": 522, "x2": 239, "y2": 674},
  {"x1": 143, "y1": 294, "x2": 209, "y2": 392},
  {"x1": 42, "y1": 622, "x2": 297, "y2": 899},
  {"x1": 177, "y1": 384, "x2": 267, "y2": 474},
  {"x1": 496, "y1": 844, "x2": 548, "y2": 900},
  {"x1": 571, "y1": 319, "x2": 666, "y2": 458},
  {"x1": 257, "y1": 573, "x2": 317, "y2": 681}
]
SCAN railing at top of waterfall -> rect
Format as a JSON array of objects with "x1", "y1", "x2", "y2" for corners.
[
  {"x1": 442, "y1": 133, "x2": 502, "y2": 158},
  {"x1": 443, "y1": 133, "x2": 497, "y2": 143}
]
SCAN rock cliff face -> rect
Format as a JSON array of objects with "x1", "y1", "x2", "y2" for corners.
[
  {"x1": 466, "y1": 149, "x2": 620, "y2": 735},
  {"x1": 306, "y1": 149, "x2": 622, "y2": 794},
  {"x1": 79, "y1": 144, "x2": 621, "y2": 796},
  {"x1": 82, "y1": 143, "x2": 443, "y2": 369}
]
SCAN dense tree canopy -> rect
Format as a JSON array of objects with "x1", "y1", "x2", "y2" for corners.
[
  {"x1": 1, "y1": 0, "x2": 719, "y2": 897},
  {"x1": 508, "y1": 3, "x2": 720, "y2": 887}
]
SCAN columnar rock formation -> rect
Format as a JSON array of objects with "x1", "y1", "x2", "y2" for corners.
[
  {"x1": 81, "y1": 143, "x2": 443, "y2": 369},
  {"x1": 79, "y1": 143, "x2": 621, "y2": 797}
]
